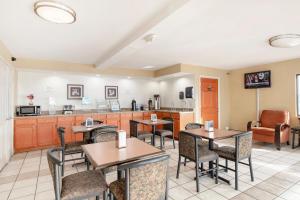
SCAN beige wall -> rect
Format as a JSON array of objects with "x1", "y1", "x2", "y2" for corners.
[
  {"x1": 181, "y1": 64, "x2": 231, "y2": 129},
  {"x1": 229, "y1": 58, "x2": 300, "y2": 131}
]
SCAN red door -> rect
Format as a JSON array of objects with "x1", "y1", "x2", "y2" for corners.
[{"x1": 201, "y1": 78, "x2": 219, "y2": 128}]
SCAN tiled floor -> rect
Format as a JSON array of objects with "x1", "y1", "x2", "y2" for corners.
[{"x1": 1, "y1": 138, "x2": 300, "y2": 200}]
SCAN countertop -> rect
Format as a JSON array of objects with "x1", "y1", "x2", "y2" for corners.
[{"x1": 14, "y1": 109, "x2": 194, "y2": 119}]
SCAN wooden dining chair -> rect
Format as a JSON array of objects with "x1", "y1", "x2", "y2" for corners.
[
  {"x1": 47, "y1": 147, "x2": 108, "y2": 200},
  {"x1": 213, "y1": 131, "x2": 254, "y2": 190},
  {"x1": 177, "y1": 131, "x2": 219, "y2": 192},
  {"x1": 109, "y1": 154, "x2": 169, "y2": 200}
]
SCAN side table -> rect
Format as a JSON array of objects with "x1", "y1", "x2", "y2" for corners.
[{"x1": 291, "y1": 126, "x2": 300, "y2": 149}]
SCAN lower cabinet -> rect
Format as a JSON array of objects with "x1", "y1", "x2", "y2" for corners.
[
  {"x1": 120, "y1": 113, "x2": 132, "y2": 137},
  {"x1": 57, "y1": 116, "x2": 75, "y2": 144},
  {"x1": 37, "y1": 117, "x2": 57, "y2": 147},
  {"x1": 14, "y1": 119, "x2": 37, "y2": 152},
  {"x1": 14, "y1": 111, "x2": 194, "y2": 152}
]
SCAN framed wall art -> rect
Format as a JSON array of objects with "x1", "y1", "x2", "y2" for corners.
[
  {"x1": 105, "y1": 86, "x2": 118, "y2": 99},
  {"x1": 67, "y1": 84, "x2": 84, "y2": 100}
]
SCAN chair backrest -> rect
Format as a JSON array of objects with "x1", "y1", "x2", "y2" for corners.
[
  {"x1": 118, "y1": 154, "x2": 169, "y2": 200},
  {"x1": 185, "y1": 123, "x2": 204, "y2": 130},
  {"x1": 81, "y1": 120, "x2": 103, "y2": 126},
  {"x1": 91, "y1": 125, "x2": 117, "y2": 143},
  {"x1": 260, "y1": 110, "x2": 290, "y2": 128},
  {"x1": 178, "y1": 131, "x2": 198, "y2": 161},
  {"x1": 162, "y1": 117, "x2": 173, "y2": 132},
  {"x1": 236, "y1": 131, "x2": 253, "y2": 160},
  {"x1": 129, "y1": 120, "x2": 139, "y2": 138},
  {"x1": 57, "y1": 127, "x2": 65, "y2": 148},
  {"x1": 47, "y1": 148, "x2": 63, "y2": 200}
]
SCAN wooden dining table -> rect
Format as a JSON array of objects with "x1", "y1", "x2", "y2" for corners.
[
  {"x1": 134, "y1": 119, "x2": 173, "y2": 146},
  {"x1": 81, "y1": 137, "x2": 163, "y2": 169},
  {"x1": 181, "y1": 128, "x2": 242, "y2": 184}
]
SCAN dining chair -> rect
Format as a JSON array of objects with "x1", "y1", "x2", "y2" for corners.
[
  {"x1": 155, "y1": 117, "x2": 176, "y2": 149},
  {"x1": 213, "y1": 131, "x2": 254, "y2": 190},
  {"x1": 184, "y1": 123, "x2": 219, "y2": 167},
  {"x1": 109, "y1": 154, "x2": 169, "y2": 200},
  {"x1": 87, "y1": 125, "x2": 118, "y2": 175},
  {"x1": 47, "y1": 147, "x2": 108, "y2": 200},
  {"x1": 129, "y1": 120, "x2": 153, "y2": 144},
  {"x1": 57, "y1": 127, "x2": 85, "y2": 176},
  {"x1": 176, "y1": 131, "x2": 219, "y2": 192}
]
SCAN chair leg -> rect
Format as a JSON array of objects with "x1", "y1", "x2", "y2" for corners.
[
  {"x1": 176, "y1": 156, "x2": 181, "y2": 179},
  {"x1": 225, "y1": 159, "x2": 228, "y2": 172},
  {"x1": 172, "y1": 134, "x2": 176, "y2": 149},
  {"x1": 235, "y1": 160, "x2": 238, "y2": 190},
  {"x1": 96, "y1": 196, "x2": 99, "y2": 200},
  {"x1": 160, "y1": 135, "x2": 163, "y2": 150},
  {"x1": 215, "y1": 158, "x2": 219, "y2": 184},
  {"x1": 62, "y1": 152, "x2": 65, "y2": 177},
  {"x1": 184, "y1": 158, "x2": 187, "y2": 166},
  {"x1": 196, "y1": 161, "x2": 200, "y2": 192},
  {"x1": 201, "y1": 163, "x2": 203, "y2": 171},
  {"x1": 249, "y1": 156, "x2": 254, "y2": 182},
  {"x1": 287, "y1": 141, "x2": 290, "y2": 145}
]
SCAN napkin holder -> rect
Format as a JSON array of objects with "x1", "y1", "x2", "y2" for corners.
[
  {"x1": 151, "y1": 114, "x2": 157, "y2": 122},
  {"x1": 116, "y1": 130, "x2": 127, "y2": 148},
  {"x1": 85, "y1": 118, "x2": 94, "y2": 127},
  {"x1": 204, "y1": 120, "x2": 214, "y2": 132}
]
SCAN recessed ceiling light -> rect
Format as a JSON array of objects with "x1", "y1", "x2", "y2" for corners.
[
  {"x1": 269, "y1": 34, "x2": 300, "y2": 48},
  {"x1": 143, "y1": 66, "x2": 155, "y2": 69},
  {"x1": 95, "y1": 74, "x2": 100, "y2": 77},
  {"x1": 127, "y1": 76, "x2": 131, "y2": 79},
  {"x1": 143, "y1": 33, "x2": 157, "y2": 44},
  {"x1": 34, "y1": 0, "x2": 76, "y2": 24}
]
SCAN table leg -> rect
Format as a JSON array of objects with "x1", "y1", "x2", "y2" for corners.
[
  {"x1": 292, "y1": 131, "x2": 295, "y2": 149},
  {"x1": 152, "y1": 125, "x2": 156, "y2": 146},
  {"x1": 208, "y1": 139, "x2": 214, "y2": 178}
]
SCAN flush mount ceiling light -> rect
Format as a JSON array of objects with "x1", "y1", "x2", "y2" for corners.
[
  {"x1": 34, "y1": 0, "x2": 76, "y2": 24},
  {"x1": 269, "y1": 34, "x2": 300, "y2": 48},
  {"x1": 143, "y1": 65, "x2": 155, "y2": 69},
  {"x1": 143, "y1": 33, "x2": 157, "y2": 44}
]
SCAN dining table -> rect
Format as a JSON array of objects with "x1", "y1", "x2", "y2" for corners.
[
  {"x1": 133, "y1": 119, "x2": 173, "y2": 146},
  {"x1": 181, "y1": 128, "x2": 242, "y2": 184},
  {"x1": 81, "y1": 137, "x2": 163, "y2": 169}
]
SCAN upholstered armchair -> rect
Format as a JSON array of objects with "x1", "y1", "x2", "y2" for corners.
[{"x1": 247, "y1": 110, "x2": 290, "y2": 150}]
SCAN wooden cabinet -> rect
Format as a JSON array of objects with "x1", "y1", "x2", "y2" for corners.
[
  {"x1": 132, "y1": 112, "x2": 144, "y2": 131},
  {"x1": 57, "y1": 116, "x2": 75, "y2": 144},
  {"x1": 14, "y1": 119, "x2": 37, "y2": 152},
  {"x1": 37, "y1": 117, "x2": 57, "y2": 147},
  {"x1": 143, "y1": 112, "x2": 154, "y2": 132},
  {"x1": 106, "y1": 113, "x2": 120, "y2": 129},
  {"x1": 120, "y1": 113, "x2": 132, "y2": 136},
  {"x1": 74, "y1": 115, "x2": 91, "y2": 142},
  {"x1": 92, "y1": 113, "x2": 107, "y2": 124}
]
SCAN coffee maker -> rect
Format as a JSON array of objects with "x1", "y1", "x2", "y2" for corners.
[{"x1": 154, "y1": 94, "x2": 160, "y2": 110}]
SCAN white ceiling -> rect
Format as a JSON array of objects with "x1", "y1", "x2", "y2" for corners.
[{"x1": 1, "y1": 0, "x2": 300, "y2": 70}]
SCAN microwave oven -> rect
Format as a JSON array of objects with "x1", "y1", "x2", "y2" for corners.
[{"x1": 16, "y1": 105, "x2": 41, "y2": 116}]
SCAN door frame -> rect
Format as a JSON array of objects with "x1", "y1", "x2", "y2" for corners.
[{"x1": 199, "y1": 75, "x2": 221, "y2": 128}]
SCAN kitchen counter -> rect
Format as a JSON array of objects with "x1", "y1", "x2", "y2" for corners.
[{"x1": 14, "y1": 109, "x2": 194, "y2": 119}]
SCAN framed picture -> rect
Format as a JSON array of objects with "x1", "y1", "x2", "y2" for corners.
[
  {"x1": 67, "y1": 84, "x2": 84, "y2": 100},
  {"x1": 105, "y1": 86, "x2": 118, "y2": 99}
]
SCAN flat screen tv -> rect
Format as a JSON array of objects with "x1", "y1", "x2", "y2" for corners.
[{"x1": 244, "y1": 70, "x2": 271, "y2": 89}]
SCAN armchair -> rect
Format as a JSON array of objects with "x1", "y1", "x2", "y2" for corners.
[{"x1": 247, "y1": 110, "x2": 290, "y2": 150}]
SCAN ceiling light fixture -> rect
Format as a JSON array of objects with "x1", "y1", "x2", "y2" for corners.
[
  {"x1": 143, "y1": 66, "x2": 155, "y2": 69},
  {"x1": 143, "y1": 33, "x2": 157, "y2": 44},
  {"x1": 269, "y1": 34, "x2": 300, "y2": 48},
  {"x1": 34, "y1": 0, "x2": 76, "y2": 24}
]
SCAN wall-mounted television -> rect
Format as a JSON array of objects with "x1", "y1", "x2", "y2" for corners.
[{"x1": 244, "y1": 70, "x2": 271, "y2": 89}]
